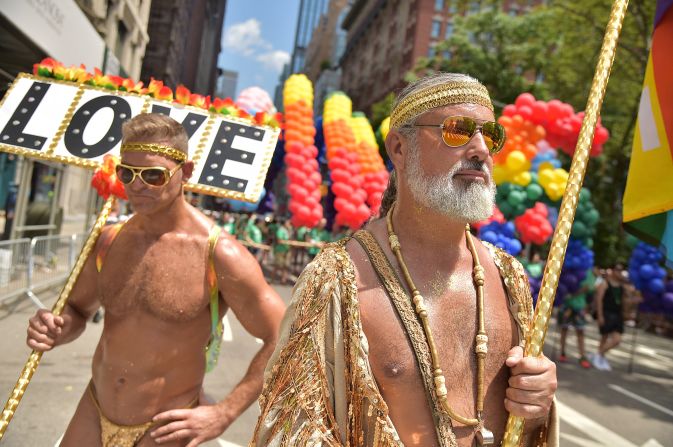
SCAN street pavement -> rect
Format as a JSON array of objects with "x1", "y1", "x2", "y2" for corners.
[{"x1": 1, "y1": 283, "x2": 672, "y2": 446}]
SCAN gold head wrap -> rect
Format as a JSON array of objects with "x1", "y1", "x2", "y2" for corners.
[
  {"x1": 389, "y1": 80, "x2": 494, "y2": 129},
  {"x1": 120, "y1": 143, "x2": 187, "y2": 163}
]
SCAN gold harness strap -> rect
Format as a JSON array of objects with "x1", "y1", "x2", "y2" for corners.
[{"x1": 352, "y1": 230, "x2": 458, "y2": 447}]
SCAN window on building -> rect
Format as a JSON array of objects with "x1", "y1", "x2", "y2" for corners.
[
  {"x1": 445, "y1": 23, "x2": 454, "y2": 38},
  {"x1": 115, "y1": 21, "x2": 128, "y2": 57},
  {"x1": 435, "y1": 0, "x2": 445, "y2": 11},
  {"x1": 428, "y1": 45, "x2": 436, "y2": 58},
  {"x1": 431, "y1": 20, "x2": 441, "y2": 38},
  {"x1": 469, "y1": 1, "x2": 480, "y2": 14},
  {"x1": 510, "y1": 5, "x2": 520, "y2": 16},
  {"x1": 448, "y1": 1, "x2": 457, "y2": 13},
  {"x1": 442, "y1": 50, "x2": 452, "y2": 60}
]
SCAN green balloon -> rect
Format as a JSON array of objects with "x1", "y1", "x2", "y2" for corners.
[
  {"x1": 572, "y1": 221, "x2": 587, "y2": 238},
  {"x1": 586, "y1": 209, "x2": 599, "y2": 225},
  {"x1": 508, "y1": 192, "x2": 523, "y2": 206},
  {"x1": 526, "y1": 183, "x2": 543, "y2": 200},
  {"x1": 500, "y1": 183, "x2": 513, "y2": 195},
  {"x1": 579, "y1": 188, "x2": 591, "y2": 202},
  {"x1": 499, "y1": 201, "x2": 514, "y2": 218}
]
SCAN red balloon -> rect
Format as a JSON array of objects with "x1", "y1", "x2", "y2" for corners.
[
  {"x1": 310, "y1": 171, "x2": 322, "y2": 184},
  {"x1": 334, "y1": 197, "x2": 347, "y2": 211},
  {"x1": 518, "y1": 106, "x2": 534, "y2": 122},
  {"x1": 332, "y1": 182, "x2": 354, "y2": 197},
  {"x1": 547, "y1": 100, "x2": 564, "y2": 121},
  {"x1": 531, "y1": 101, "x2": 548, "y2": 124},
  {"x1": 515, "y1": 93, "x2": 536, "y2": 108},
  {"x1": 593, "y1": 126, "x2": 609, "y2": 145},
  {"x1": 502, "y1": 104, "x2": 518, "y2": 117},
  {"x1": 331, "y1": 169, "x2": 350, "y2": 183},
  {"x1": 286, "y1": 167, "x2": 303, "y2": 182},
  {"x1": 342, "y1": 202, "x2": 356, "y2": 219},
  {"x1": 286, "y1": 141, "x2": 303, "y2": 154},
  {"x1": 294, "y1": 186, "x2": 309, "y2": 201},
  {"x1": 357, "y1": 204, "x2": 371, "y2": 221}
]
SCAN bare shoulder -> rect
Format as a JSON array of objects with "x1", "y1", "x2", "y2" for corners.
[{"x1": 212, "y1": 232, "x2": 259, "y2": 279}]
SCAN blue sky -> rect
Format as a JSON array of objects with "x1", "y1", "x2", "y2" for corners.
[{"x1": 217, "y1": 0, "x2": 301, "y2": 99}]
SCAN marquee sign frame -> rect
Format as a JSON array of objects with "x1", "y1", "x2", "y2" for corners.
[{"x1": 0, "y1": 73, "x2": 280, "y2": 202}]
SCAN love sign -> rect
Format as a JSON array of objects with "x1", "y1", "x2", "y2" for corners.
[{"x1": 0, "y1": 74, "x2": 280, "y2": 202}]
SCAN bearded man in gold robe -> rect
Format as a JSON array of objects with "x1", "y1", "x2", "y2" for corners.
[{"x1": 250, "y1": 73, "x2": 559, "y2": 447}]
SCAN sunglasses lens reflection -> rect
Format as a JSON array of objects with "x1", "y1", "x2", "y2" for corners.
[{"x1": 140, "y1": 169, "x2": 168, "y2": 186}]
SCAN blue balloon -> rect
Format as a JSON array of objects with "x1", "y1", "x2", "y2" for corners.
[
  {"x1": 639, "y1": 264, "x2": 655, "y2": 280},
  {"x1": 648, "y1": 278, "x2": 665, "y2": 294}
]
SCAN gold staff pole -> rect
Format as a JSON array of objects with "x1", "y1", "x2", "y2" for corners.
[
  {"x1": 501, "y1": 0, "x2": 629, "y2": 445},
  {"x1": 0, "y1": 196, "x2": 116, "y2": 440}
]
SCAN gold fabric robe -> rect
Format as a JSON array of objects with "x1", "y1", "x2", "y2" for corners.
[{"x1": 251, "y1": 233, "x2": 559, "y2": 447}]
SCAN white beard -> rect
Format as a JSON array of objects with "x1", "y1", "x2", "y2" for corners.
[{"x1": 405, "y1": 145, "x2": 496, "y2": 222}]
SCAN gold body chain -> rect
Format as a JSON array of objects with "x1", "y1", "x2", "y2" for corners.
[{"x1": 386, "y1": 204, "x2": 493, "y2": 444}]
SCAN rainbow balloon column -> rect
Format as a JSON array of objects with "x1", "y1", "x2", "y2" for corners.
[
  {"x1": 629, "y1": 242, "x2": 673, "y2": 316},
  {"x1": 350, "y1": 113, "x2": 389, "y2": 215},
  {"x1": 323, "y1": 92, "x2": 371, "y2": 229},
  {"x1": 283, "y1": 74, "x2": 323, "y2": 228}
]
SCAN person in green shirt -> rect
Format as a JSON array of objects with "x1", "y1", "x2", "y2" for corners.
[
  {"x1": 307, "y1": 219, "x2": 329, "y2": 258},
  {"x1": 273, "y1": 219, "x2": 291, "y2": 284},
  {"x1": 222, "y1": 213, "x2": 236, "y2": 235}
]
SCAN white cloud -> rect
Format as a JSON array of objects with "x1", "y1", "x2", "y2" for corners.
[
  {"x1": 256, "y1": 50, "x2": 291, "y2": 73},
  {"x1": 222, "y1": 18, "x2": 271, "y2": 56}
]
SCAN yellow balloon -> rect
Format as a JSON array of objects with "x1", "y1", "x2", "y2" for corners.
[
  {"x1": 512, "y1": 171, "x2": 532, "y2": 186},
  {"x1": 538, "y1": 169, "x2": 555, "y2": 187},
  {"x1": 506, "y1": 151, "x2": 527, "y2": 171},
  {"x1": 538, "y1": 161, "x2": 555, "y2": 172},
  {"x1": 493, "y1": 165, "x2": 510, "y2": 185}
]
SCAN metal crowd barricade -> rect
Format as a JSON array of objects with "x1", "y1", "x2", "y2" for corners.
[
  {"x1": 0, "y1": 234, "x2": 85, "y2": 308},
  {"x1": 0, "y1": 238, "x2": 31, "y2": 303}
]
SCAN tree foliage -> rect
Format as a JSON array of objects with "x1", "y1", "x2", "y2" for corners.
[{"x1": 413, "y1": 0, "x2": 657, "y2": 265}]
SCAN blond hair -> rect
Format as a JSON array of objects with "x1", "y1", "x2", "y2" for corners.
[{"x1": 121, "y1": 113, "x2": 189, "y2": 157}]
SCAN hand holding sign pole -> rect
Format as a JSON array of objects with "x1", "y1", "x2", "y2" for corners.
[{"x1": 0, "y1": 69, "x2": 280, "y2": 439}]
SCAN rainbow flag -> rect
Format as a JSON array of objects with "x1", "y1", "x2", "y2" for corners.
[{"x1": 623, "y1": 0, "x2": 673, "y2": 267}]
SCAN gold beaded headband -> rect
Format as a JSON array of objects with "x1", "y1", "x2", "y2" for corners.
[
  {"x1": 120, "y1": 143, "x2": 187, "y2": 163},
  {"x1": 389, "y1": 81, "x2": 494, "y2": 129}
]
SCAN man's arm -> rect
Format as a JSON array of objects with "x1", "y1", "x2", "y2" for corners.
[
  {"x1": 151, "y1": 235, "x2": 285, "y2": 446},
  {"x1": 211, "y1": 236, "x2": 286, "y2": 424},
  {"x1": 26, "y1": 233, "x2": 101, "y2": 351},
  {"x1": 594, "y1": 281, "x2": 608, "y2": 325}
]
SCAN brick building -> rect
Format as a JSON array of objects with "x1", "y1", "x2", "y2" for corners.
[{"x1": 340, "y1": 0, "x2": 538, "y2": 113}]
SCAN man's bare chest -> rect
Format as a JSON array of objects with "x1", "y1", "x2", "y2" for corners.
[
  {"x1": 360, "y1": 279, "x2": 516, "y2": 389},
  {"x1": 98, "y1": 236, "x2": 210, "y2": 322}
]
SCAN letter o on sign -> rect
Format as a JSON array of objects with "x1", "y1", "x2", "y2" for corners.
[{"x1": 64, "y1": 95, "x2": 131, "y2": 158}]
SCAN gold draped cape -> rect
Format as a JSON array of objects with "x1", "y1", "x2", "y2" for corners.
[{"x1": 251, "y1": 232, "x2": 559, "y2": 446}]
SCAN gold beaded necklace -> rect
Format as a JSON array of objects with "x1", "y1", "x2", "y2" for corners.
[{"x1": 386, "y1": 204, "x2": 494, "y2": 445}]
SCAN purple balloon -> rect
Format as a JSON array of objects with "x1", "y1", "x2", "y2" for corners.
[{"x1": 662, "y1": 293, "x2": 673, "y2": 313}]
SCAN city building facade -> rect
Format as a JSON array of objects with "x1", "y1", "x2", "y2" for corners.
[
  {"x1": 76, "y1": 0, "x2": 152, "y2": 78},
  {"x1": 340, "y1": 0, "x2": 539, "y2": 113},
  {"x1": 140, "y1": 0, "x2": 226, "y2": 96},
  {"x1": 216, "y1": 69, "x2": 239, "y2": 100},
  {"x1": 0, "y1": 0, "x2": 154, "y2": 237}
]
